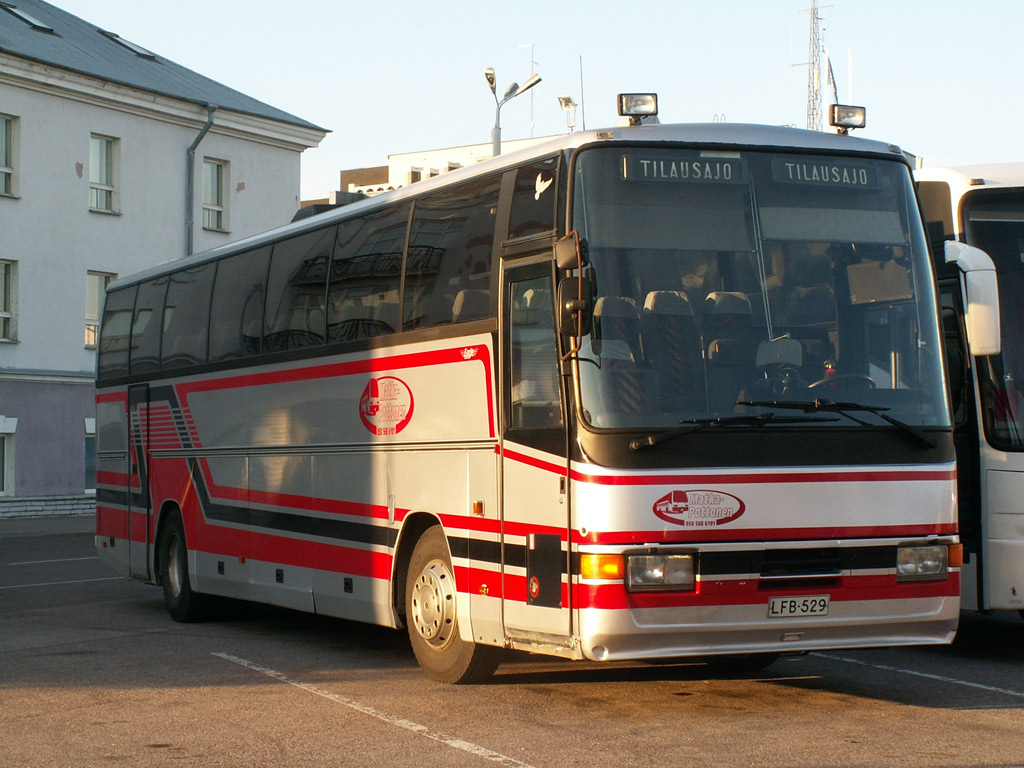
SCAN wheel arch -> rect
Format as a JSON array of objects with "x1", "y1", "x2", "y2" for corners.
[
  {"x1": 152, "y1": 499, "x2": 184, "y2": 587},
  {"x1": 392, "y1": 511, "x2": 447, "y2": 628}
]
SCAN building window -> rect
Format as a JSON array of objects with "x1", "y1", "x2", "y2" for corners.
[
  {"x1": 85, "y1": 271, "x2": 115, "y2": 347},
  {"x1": 0, "y1": 260, "x2": 14, "y2": 342},
  {"x1": 89, "y1": 134, "x2": 119, "y2": 212},
  {"x1": 203, "y1": 158, "x2": 227, "y2": 231},
  {"x1": 0, "y1": 416, "x2": 16, "y2": 496},
  {"x1": 84, "y1": 418, "x2": 96, "y2": 493},
  {"x1": 1, "y1": 114, "x2": 15, "y2": 196}
]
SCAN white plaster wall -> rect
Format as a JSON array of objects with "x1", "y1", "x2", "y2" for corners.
[{"x1": 0, "y1": 80, "x2": 305, "y2": 377}]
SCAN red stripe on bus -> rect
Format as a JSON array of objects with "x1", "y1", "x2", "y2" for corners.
[
  {"x1": 96, "y1": 390, "x2": 128, "y2": 405},
  {"x1": 499, "y1": 446, "x2": 955, "y2": 486},
  {"x1": 574, "y1": 523, "x2": 957, "y2": 545},
  {"x1": 570, "y1": 468, "x2": 956, "y2": 486},
  {"x1": 573, "y1": 573, "x2": 960, "y2": 610},
  {"x1": 175, "y1": 344, "x2": 497, "y2": 438}
]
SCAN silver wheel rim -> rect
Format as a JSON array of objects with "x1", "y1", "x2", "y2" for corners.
[
  {"x1": 410, "y1": 558, "x2": 456, "y2": 650},
  {"x1": 167, "y1": 535, "x2": 184, "y2": 599}
]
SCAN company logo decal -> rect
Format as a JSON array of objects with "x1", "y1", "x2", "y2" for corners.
[
  {"x1": 359, "y1": 376, "x2": 414, "y2": 436},
  {"x1": 460, "y1": 346, "x2": 479, "y2": 360},
  {"x1": 652, "y1": 490, "x2": 745, "y2": 527}
]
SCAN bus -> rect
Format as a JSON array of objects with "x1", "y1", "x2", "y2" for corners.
[
  {"x1": 916, "y1": 163, "x2": 1024, "y2": 618},
  {"x1": 96, "y1": 97, "x2": 964, "y2": 683}
]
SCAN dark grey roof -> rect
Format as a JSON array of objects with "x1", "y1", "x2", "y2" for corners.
[{"x1": 0, "y1": 0, "x2": 326, "y2": 132}]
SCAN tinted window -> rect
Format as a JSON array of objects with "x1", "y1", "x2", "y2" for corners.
[
  {"x1": 209, "y1": 246, "x2": 270, "y2": 362},
  {"x1": 162, "y1": 262, "x2": 215, "y2": 371},
  {"x1": 328, "y1": 206, "x2": 407, "y2": 343},
  {"x1": 97, "y1": 285, "x2": 137, "y2": 380},
  {"x1": 264, "y1": 227, "x2": 335, "y2": 352},
  {"x1": 405, "y1": 176, "x2": 500, "y2": 329},
  {"x1": 508, "y1": 156, "x2": 559, "y2": 240},
  {"x1": 130, "y1": 277, "x2": 168, "y2": 376}
]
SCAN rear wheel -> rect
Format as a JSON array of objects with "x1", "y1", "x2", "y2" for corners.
[
  {"x1": 159, "y1": 513, "x2": 211, "y2": 623},
  {"x1": 405, "y1": 526, "x2": 500, "y2": 683}
]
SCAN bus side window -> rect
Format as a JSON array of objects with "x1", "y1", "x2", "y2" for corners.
[
  {"x1": 97, "y1": 285, "x2": 137, "y2": 380},
  {"x1": 404, "y1": 175, "x2": 500, "y2": 330},
  {"x1": 508, "y1": 155, "x2": 559, "y2": 241},
  {"x1": 264, "y1": 227, "x2": 336, "y2": 352},
  {"x1": 509, "y1": 277, "x2": 562, "y2": 429},
  {"x1": 209, "y1": 246, "x2": 270, "y2": 361},
  {"x1": 327, "y1": 206, "x2": 407, "y2": 343},
  {"x1": 130, "y1": 277, "x2": 168, "y2": 376},
  {"x1": 161, "y1": 262, "x2": 215, "y2": 372}
]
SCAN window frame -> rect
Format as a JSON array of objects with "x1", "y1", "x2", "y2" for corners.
[
  {"x1": 89, "y1": 134, "x2": 119, "y2": 213},
  {"x1": 0, "y1": 259, "x2": 15, "y2": 342},
  {"x1": 84, "y1": 418, "x2": 97, "y2": 494},
  {"x1": 0, "y1": 415, "x2": 16, "y2": 496},
  {"x1": 85, "y1": 271, "x2": 116, "y2": 348},
  {"x1": 203, "y1": 158, "x2": 228, "y2": 232},
  {"x1": 1, "y1": 114, "x2": 16, "y2": 197}
]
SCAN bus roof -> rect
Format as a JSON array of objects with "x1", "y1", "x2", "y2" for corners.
[
  {"x1": 109, "y1": 122, "x2": 909, "y2": 293},
  {"x1": 915, "y1": 163, "x2": 1024, "y2": 192}
]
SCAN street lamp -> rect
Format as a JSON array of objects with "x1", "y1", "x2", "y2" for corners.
[
  {"x1": 485, "y1": 67, "x2": 542, "y2": 157},
  {"x1": 558, "y1": 96, "x2": 578, "y2": 133}
]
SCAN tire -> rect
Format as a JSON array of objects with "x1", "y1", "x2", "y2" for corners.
[
  {"x1": 159, "y1": 513, "x2": 211, "y2": 623},
  {"x1": 405, "y1": 526, "x2": 500, "y2": 684}
]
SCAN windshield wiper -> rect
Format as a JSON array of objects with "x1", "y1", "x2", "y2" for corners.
[
  {"x1": 738, "y1": 398, "x2": 937, "y2": 449},
  {"x1": 629, "y1": 412, "x2": 838, "y2": 451}
]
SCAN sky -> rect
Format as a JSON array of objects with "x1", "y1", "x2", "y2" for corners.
[{"x1": 49, "y1": 0, "x2": 1024, "y2": 200}]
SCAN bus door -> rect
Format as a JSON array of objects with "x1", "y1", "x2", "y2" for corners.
[
  {"x1": 500, "y1": 262, "x2": 572, "y2": 645},
  {"x1": 940, "y1": 281, "x2": 985, "y2": 608},
  {"x1": 127, "y1": 384, "x2": 152, "y2": 579}
]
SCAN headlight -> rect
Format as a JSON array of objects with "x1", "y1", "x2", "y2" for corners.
[
  {"x1": 627, "y1": 553, "x2": 696, "y2": 592},
  {"x1": 896, "y1": 544, "x2": 949, "y2": 581}
]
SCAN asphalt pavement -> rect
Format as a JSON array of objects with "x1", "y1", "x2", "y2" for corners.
[{"x1": 0, "y1": 514, "x2": 93, "y2": 538}]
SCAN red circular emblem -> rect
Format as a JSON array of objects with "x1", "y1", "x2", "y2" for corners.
[
  {"x1": 528, "y1": 576, "x2": 541, "y2": 599},
  {"x1": 359, "y1": 376, "x2": 414, "y2": 436}
]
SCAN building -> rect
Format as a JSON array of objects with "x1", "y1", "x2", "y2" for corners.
[
  {"x1": 331, "y1": 137, "x2": 556, "y2": 199},
  {"x1": 0, "y1": 0, "x2": 327, "y2": 516}
]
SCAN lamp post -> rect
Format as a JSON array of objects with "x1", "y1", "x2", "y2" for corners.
[{"x1": 485, "y1": 67, "x2": 542, "y2": 157}]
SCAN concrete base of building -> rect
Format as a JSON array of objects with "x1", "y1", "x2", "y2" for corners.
[{"x1": 0, "y1": 494, "x2": 96, "y2": 519}]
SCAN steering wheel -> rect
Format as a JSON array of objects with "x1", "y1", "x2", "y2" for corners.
[{"x1": 808, "y1": 374, "x2": 876, "y2": 389}]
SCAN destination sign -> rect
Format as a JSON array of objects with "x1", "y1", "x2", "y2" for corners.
[
  {"x1": 623, "y1": 154, "x2": 746, "y2": 184},
  {"x1": 771, "y1": 157, "x2": 879, "y2": 189}
]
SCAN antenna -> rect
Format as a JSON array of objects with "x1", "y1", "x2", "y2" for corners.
[
  {"x1": 799, "y1": 1, "x2": 831, "y2": 131},
  {"x1": 579, "y1": 55, "x2": 587, "y2": 131},
  {"x1": 519, "y1": 43, "x2": 538, "y2": 137}
]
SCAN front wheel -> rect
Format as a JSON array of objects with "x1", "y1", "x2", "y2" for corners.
[
  {"x1": 159, "y1": 513, "x2": 211, "y2": 623},
  {"x1": 405, "y1": 526, "x2": 500, "y2": 683}
]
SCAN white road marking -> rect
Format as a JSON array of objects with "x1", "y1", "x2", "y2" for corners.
[
  {"x1": 0, "y1": 577, "x2": 122, "y2": 590},
  {"x1": 10, "y1": 556, "x2": 100, "y2": 565},
  {"x1": 815, "y1": 652, "x2": 1024, "y2": 699},
  {"x1": 214, "y1": 653, "x2": 539, "y2": 768}
]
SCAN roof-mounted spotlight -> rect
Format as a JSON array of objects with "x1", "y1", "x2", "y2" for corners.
[
  {"x1": 617, "y1": 93, "x2": 658, "y2": 125},
  {"x1": 829, "y1": 104, "x2": 866, "y2": 135}
]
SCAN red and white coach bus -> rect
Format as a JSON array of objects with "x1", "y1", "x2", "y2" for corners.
[{"x1": 97, "y1": 97, "x2": 964, "y2": 682}]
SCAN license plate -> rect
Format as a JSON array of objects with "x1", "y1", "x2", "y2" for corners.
[{"x1": 768, "y1": 595, "x2": 830, "y2": 618}]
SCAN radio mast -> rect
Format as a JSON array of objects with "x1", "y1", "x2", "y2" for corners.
[{"x1": 802, "y1": 1, "x2": 829, "y2": 131}]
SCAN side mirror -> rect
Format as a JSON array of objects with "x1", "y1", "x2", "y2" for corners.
[
  {"x1": 557, "y1": 277, "x2": 592, "y2": 338},
  {"x1": 945, "y1": 241, "x2": 1001, "y2": 356},
  {"x1": 553, "y1": 232, "x2": 588, "y2": 270}
]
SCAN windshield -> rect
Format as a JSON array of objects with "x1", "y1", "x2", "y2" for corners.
[
  {"x1": 962, "y1": 189, "x2": 1024, "y2": 448},
  {"x1": 570, "y1": 147, "x2": 948, "y2": 430}
]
